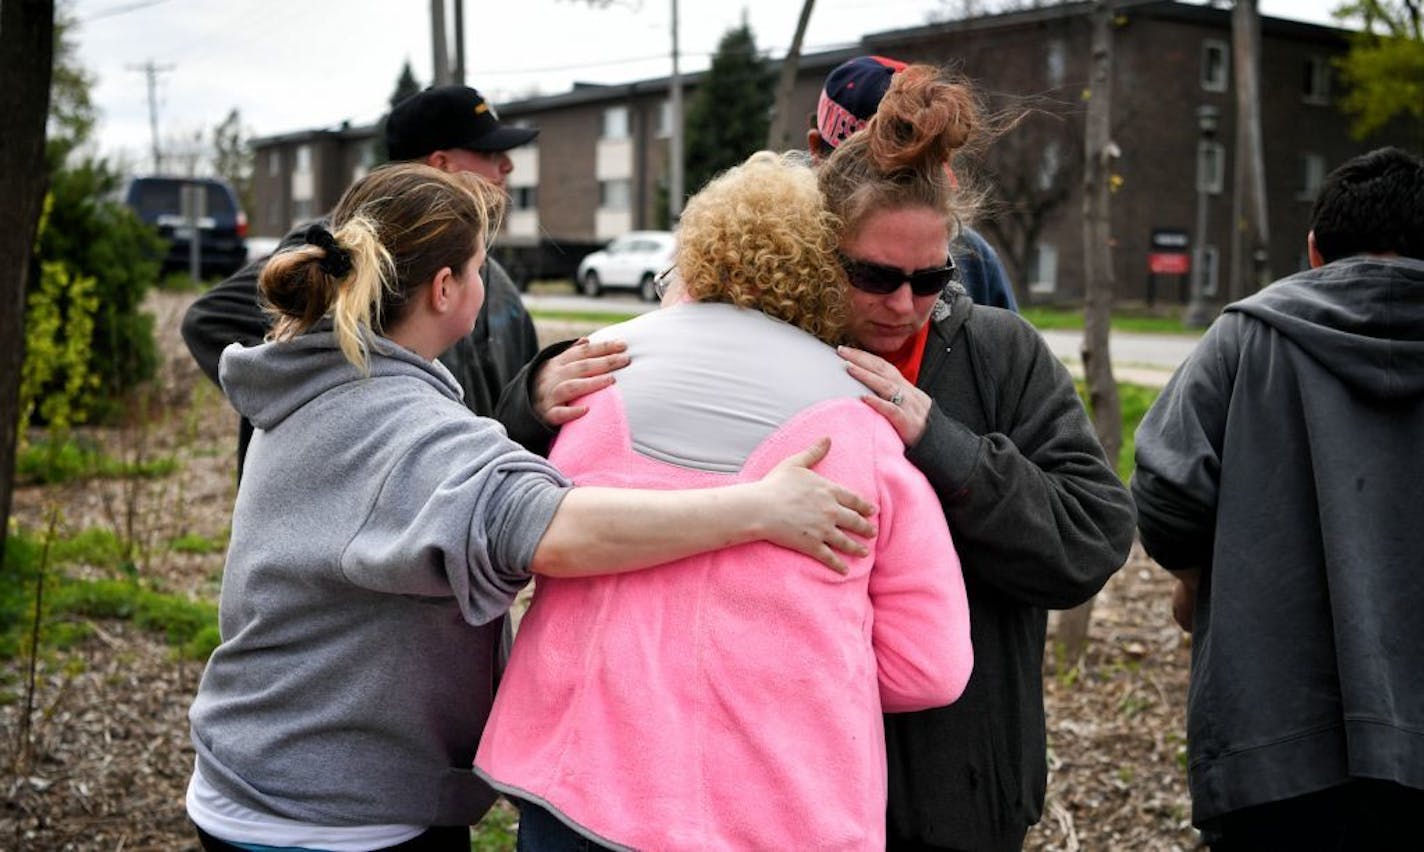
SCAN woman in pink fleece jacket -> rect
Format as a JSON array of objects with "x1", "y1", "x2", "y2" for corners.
[{"x1": 476, "y1": 152, "x2": 972, "y2": 851}]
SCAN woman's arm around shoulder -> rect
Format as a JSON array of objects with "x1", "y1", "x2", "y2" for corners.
[{"x1": 908, "y1": 307, "x2": 1136, "y2": 609}]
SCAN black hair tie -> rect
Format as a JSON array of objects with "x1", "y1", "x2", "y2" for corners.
[{"x1": 303, "y1": 223, "x2": 353, "y2": 279}]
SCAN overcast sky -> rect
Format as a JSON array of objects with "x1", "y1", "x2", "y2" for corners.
[{"x1": 68, "y1": 0, "x2": 1340, "y2": 171}]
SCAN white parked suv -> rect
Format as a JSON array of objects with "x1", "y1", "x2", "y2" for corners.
[{"x1": 575, "y1": 231, "x2": 676, "y2": 301}]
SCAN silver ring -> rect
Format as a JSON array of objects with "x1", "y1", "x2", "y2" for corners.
[{"x1": 889, "y1": 390, "x2": 905, "y2": 406}]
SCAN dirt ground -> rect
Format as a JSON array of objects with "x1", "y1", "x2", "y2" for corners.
[{"x1": 2, "y1": 291, "x2": 1200, "y2": 850}]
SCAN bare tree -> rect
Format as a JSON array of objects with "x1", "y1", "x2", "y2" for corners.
[
  {"x1": 0, "y1": 0, "x2": 56, "y2": 563},
  {"x1": 1228, "y1": 0, "x2": 1270, "y2": 301},
  {"x1": 976, "y1": 108, "x2": 1083, "y2": 304},
  {"x1": 766, "y1": 0, "x2": 817, "y2": 151},
  {"x1": 1057, "y1": 0, "x2": 1122, "y2": 668}
]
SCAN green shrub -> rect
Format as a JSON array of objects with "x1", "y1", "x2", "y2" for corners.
[
  {"x1": 19, "y1": 259, "x2": 99, "y2": 436},
  {"x1": 15, "y1": 436, "x2": 179, "y2": 485},
  {"x1": 1, "y1": 529, "x2": 220, "y2": 662},
  {"x1": 33, "y1": 160, "x2": 163, "y2": 420}
]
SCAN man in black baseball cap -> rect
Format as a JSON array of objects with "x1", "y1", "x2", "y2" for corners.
[
  {"x1": 385, "y1": 85, "x2": 539, "y2": 188},
  {"x1": 183, "y1": 83, "x2": 542, "y2": 475}
]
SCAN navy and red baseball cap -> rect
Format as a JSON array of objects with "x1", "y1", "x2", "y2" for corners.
[
  {"x1": 385, "y1": 85, "x2": 538, "y2": 160},
  {"x1": 816, "y1": 55, "x2": 908, "y2": 149}
]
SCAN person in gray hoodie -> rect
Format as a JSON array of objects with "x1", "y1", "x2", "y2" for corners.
[
  {"x1": 184, "y1": 162, "x2": 877, "y2": 852},
  {"x1": 1133, "y1": 146, "x2": 1424, "y2": 850}
]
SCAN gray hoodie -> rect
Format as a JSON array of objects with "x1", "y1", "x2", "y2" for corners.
[
  {"x1": 189, "y1": 331, "x2": 568, "y2": 827},
  {"x1": 1133, "y1": 255, "x2": 1424, "y2": 827}
]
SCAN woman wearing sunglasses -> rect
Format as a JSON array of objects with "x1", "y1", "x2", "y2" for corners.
[
  {"x1": 476, "y1": 151, "x2": 972, "y2": 851},
  {"x1": 819, "y1": 65, "x2": 1137, "y2": 850}
]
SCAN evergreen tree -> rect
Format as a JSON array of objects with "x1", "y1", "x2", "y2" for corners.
[
  {"x1": 372, "y1": 61, "x2": 423, "y2": 164},
  {"x1": 683, "y1": 24, "x2": 773, "y2": 201}
]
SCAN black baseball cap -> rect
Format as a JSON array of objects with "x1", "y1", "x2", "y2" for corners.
[{"x1": 385, "y1": 85, "x2": 539, "y2": 160}]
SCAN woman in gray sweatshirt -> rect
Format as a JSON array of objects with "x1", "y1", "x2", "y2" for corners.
[{"x1": 185, "y1": 163, "x2": 875, "y2": 851}]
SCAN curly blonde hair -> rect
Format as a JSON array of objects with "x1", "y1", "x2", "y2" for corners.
[{"x1": 676, "y1": 151, "x2": 849, "y2": 344}]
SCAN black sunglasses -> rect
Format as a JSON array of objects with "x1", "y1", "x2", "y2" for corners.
[{"x1": 838, "y1": 253, "x2": 957, "y2": 297}]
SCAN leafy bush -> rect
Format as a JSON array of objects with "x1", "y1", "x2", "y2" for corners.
[
  {"x1": 20, "y1": 258, "x2": 99, "y2": 436},
  {"x1": 16, "y1": 436, "x2": 178, "y2": 485},
  {"x1": 1, "y1": 528, "x2": 219, "y2": 662},
  {"x1": 32, "y1": 160, "x2": 164, "y2": 421}
]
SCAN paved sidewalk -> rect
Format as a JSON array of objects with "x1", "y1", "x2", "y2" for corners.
[{"x1": 1038, "y1": 329, "x2": 1201, "y2": 388}]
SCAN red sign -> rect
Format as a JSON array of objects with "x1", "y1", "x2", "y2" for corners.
[{"x1": 1149, "y1": 252, "x2": 1191, "y2": 275}]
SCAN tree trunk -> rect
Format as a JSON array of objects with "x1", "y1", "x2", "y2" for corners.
[
  {"x1": 1060, "y1": 0, "x2": 1123, "y2": 670},
  {"x1": 0, "y1": 0, "x2": 56, "y2": 565},
  {"x1": 1228, "y1": 0, "x2": 1270, "y2": 301},
  {"x1": 765, "y1": 0, "x2": 816, "y2": 151}
]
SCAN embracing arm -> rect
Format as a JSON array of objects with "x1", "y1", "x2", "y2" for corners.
[
  {"x1": 494, "y1": 337, "x2": 629, "y2": 455},
  {"x1": 180, "y1": 227, "x2": 308, "y2": 386},
  {"x1": 905, "y1": 319, "x2": 1136, "y2": 609},
  {"x1": 534, "y1": 439, "x2": 875, "y2": 577}
]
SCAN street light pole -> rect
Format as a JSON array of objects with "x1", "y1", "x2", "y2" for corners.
[{"x1": 1185, "y1": 104, "x2": 1220, "y2": 328}]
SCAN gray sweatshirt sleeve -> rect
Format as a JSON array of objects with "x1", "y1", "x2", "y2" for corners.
[
  {"x1": 1132, "y1": 315, "x2": 1240, "y2": 573},
  {"x1": 340, "y1": 416, "x2": 571, "y2": 626}
]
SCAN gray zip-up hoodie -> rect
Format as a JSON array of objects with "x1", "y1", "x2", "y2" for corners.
[
  {"x1": 1133, "y1": 256, "x2": 1424, "y2": 827},
  {"x1": 189, "y1": 331, "x2": 568, "y2": 827}
]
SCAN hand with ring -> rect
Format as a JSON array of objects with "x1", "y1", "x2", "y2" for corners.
[{"x1": 837, "y1": 345, "x2": 930, "y2": 447}]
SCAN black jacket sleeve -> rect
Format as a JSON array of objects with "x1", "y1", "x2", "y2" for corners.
[
  {"x1": 1131, "y1": 315, "x2": 1239, "y2": 573},
  {"x1": 492, "y1": 339, "x2": 579, "y2": 457},
  {"x1": 906, "y1": 309, "x2": 1137, "y2": 609},
  {"x1": 181, "y1": 227, "x2": 308, "y2": 387}
]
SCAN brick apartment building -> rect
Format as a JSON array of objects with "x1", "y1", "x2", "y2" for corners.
[{"x1": 248, "y1": 0, "x2": 1408, "y2": 306}]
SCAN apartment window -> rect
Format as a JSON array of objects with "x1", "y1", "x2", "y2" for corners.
[
  {"x1": 1037, "y1": 141, "x2": 1061, "y2": 191},
  {"x1": 657, "y1": 99, "x2": 673, "y2": 139},
  {"x1": 295, "y1": 144, "x2": 312, "y2": 174},
  {"x1": 599, "y1": 178, "x2": 631, "y2": 210},
  {"x1": 1300, "y1": 152, "x2": 1326, "y2": 200},
  {"x1": 602, "y1": 106, "x2": 630, "y2": 140},
  {"x1": 1200, "y1": 245, "x2": 1220, "y2": 297},
  {"x1": 292, "y1": 198, "x2": 315, "y2": 224},
  {"x1": 511, "y1": 186, "x2": 538, "y2": 210},
  {"x1": 1028, "y1": 243, "x2": 1058, "y2": 295},
  {"x1": 1202, "y1": 40, "x2": 1229, "y2": 92},
  {"x1": 1197, "y1": 139, "x2": 1225, "y2": 195},
  {"x1": 267, "y1": 149, "x2": 280, "y2": 177},
  {"x1": 1303, "y1": 55, "x2": 1331, "y2": 104},
  {"x1": 1046, "y1": 39, "x2": 1067, "y2": 89}
]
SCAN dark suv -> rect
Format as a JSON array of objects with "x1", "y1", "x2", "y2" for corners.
[{"x1": 123, "y1": 176, "x2": 248, "y2": 277}]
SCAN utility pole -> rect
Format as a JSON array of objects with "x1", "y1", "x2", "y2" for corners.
[
  {"x1": 1229, "y1": 0, "x2": 1270, "y2": 301},
  {"x1": 431, "y1": 0, "x2": 451, "y2": 85},
  {"x1": 452, "y1": 0, "x2": 465, "y2": 85},
  {"x1": 668, "y1": 0, "x2": 684, "y2": 221},
  {"x1": 127, "y1": 59, "x2": 173, "y2": 173}
]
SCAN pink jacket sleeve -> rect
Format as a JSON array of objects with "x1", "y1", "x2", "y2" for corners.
[{"x1": 868, "y1": 419, "x2": 973, "y2": 713}]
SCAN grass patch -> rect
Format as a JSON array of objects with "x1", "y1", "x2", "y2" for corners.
[
  {"x1": 170, "y1": 531, "x2": 228, "y2": 555},
  {"x1": 17, "y1": 435, "x2": 179, "y2": 485},
  {"x1": 1, "y1": 527, "x2": 219, "y2": 662},
  {"x1": 527, "y1": 309, "x2": 641, "y2": 325},
  {"x1": 1021, "y1": 306, "x2": 1196, "y2": 336},
  {"x1": 471, "y1": 799, "x2": 519, "y2": 851},
  {"x1": 1076, "y1": 381, "x2": 1160, "y2": 482}
]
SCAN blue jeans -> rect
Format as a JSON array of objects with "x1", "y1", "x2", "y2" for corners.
[{"x1": 516, "y1": 800, "x2": 616, "y2": 852}]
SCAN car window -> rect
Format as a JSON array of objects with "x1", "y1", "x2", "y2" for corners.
[{"x1": 129, "y1": 180, "x2": 236, "y2": 218}]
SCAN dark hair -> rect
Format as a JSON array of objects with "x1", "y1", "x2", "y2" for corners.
[
  {"x1": 259, "y1": 163, "x2": 505, "y2": 371},
  {"x1": 817, "y1": 64, "x2": 983, "y2": 239},
  {"x1": 1311, "y1": 146, "x2": 1424, "y2": 263}
]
